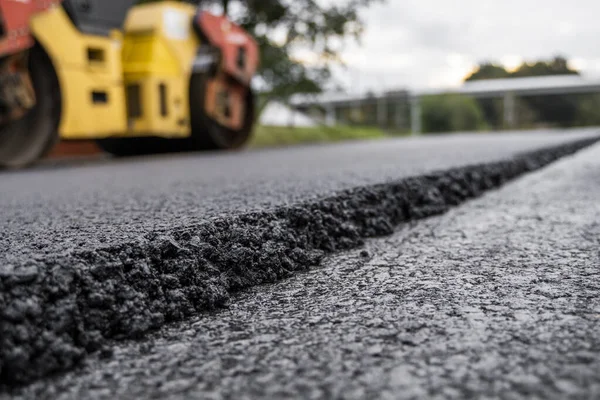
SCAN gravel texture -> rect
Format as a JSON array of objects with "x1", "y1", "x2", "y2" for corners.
[
  {"x1": 1, "y1": 129, "x2": 599, "y2": 388},
  {"x1": 7, "y1": 136, "x2": 600, "y2": 400}
]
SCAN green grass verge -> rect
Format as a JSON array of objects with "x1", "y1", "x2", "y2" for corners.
[{"x1": 249, "y1": 125, "x2": 390, "y2": 148}]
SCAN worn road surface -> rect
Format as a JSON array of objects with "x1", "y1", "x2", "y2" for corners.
[{"x1": 2, "y1": 128, "x2": 600, "y2": 398}]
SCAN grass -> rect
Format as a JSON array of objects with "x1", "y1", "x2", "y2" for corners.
[{"x1": 249, "y1": 124, "x2": 393, "y2": 148}]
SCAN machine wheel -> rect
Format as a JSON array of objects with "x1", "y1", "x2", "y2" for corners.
[
  {"x1": 0, "y1": 45, "x2": 61, "y2": 169},
  {"x1": 188, "y1": 72, "x2": 255, "y2": 151}
]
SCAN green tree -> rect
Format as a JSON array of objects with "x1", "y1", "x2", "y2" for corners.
[
  {"x1": 464, "y1": 62, "x2": 510, "y2": 81},
  {"x1": 138, "y1": 0, "x2": 382, "y2": 115},
  {"x1": 421, "y1": 94, "x2": 488, "y2": 133},
  {"x1": 574, "y1": 94, "x2": 600, "y2": 126},
  {"x1": 465, "y1": 56, "x2": 578, "y2": 82},
  {"x1": 512, "y1": 56, "x2": 577, "y2": 78}
]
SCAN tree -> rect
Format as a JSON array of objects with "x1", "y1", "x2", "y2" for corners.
[
  {"x1": 138, "y1": 0, "x2": 383, "y2": 115},
  {"x1": 465, "y1": 56, "x2": 578, "y2": 82},
  {"x1": 464, "y1": 62, "x2": 510, "y2": 82},
  {"x1": 512, "y1": 56, "x2": 577, "y2": 78},
  {"x1": 574, "y1": 94, "x2": 600, "y2": 126},
  {"x1": 421, "y1": 94, "x2": 488, "y2": 133}
]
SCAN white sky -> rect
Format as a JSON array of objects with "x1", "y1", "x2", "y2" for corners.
[{"x1": 315, "y1": 0, "x2": 600, "y2": 94}]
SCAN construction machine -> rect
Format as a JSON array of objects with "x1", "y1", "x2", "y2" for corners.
[{"x1": 0, "y1": 0, "x2": 259, "y2": 169}]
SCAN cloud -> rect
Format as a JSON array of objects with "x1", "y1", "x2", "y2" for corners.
[{"x1": 334, "y1": 0, "x2": 600, "y2": 91}]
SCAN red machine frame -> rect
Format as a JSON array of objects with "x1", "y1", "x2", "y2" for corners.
[{"x1": 0, "y1": 0, "x2": 62, "y2": 56}]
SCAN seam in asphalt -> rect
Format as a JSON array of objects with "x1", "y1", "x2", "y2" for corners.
[{"x1": 1, "y1": 136, "x2": 599, "y2": 388}]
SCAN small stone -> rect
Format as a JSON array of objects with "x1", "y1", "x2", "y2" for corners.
[
  {"x1": 367, "y1": 345, "x2": 383, "y2": 356},
  {"x1": 360, "y1": 250, "x2": 370, "y2": 258},
  {"x1": 99, "y1": 346, "x2": 114, "y2": 359},
  {"x1": 11, "y1": 265, "x2": 39, "y2": 284},
  {"x1": 0, "y1": 264, "x2": 15, "y2": 277}
]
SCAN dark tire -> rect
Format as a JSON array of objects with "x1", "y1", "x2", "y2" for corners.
[
  {"x1": 0, "y1": 45, "x2": 61, "y2": 169},
  {"x1": 188, "y1": 72, "x2": 255, "y2": 151}
]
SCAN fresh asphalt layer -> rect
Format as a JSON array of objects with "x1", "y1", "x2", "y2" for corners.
[
  {"x1": 3, "y1": 129, "x2": 600, "y2": 261},
  {"x1": 1, "y1": 128, "x2": 600, "y2": 390},
  {"x1": 7, "y1": 136, "x2": 600, "y2": 399}
]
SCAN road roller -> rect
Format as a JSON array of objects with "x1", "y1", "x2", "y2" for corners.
[{"x1": 0, "y1": 0, "x2": 259, "y2": 168}]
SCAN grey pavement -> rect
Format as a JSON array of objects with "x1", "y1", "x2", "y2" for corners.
[
  {"x1": 2, "y1": 128, "x2": 599, "y2": 264},
  {"x1": 7, "y1": 137, "x2": 600, "y2": 399}
]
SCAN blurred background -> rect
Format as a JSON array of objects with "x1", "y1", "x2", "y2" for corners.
[{"x1": 51, "y1": 0, "x2": 600, "y2": 157}]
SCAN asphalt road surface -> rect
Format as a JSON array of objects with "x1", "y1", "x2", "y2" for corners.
[
  {"x1": 2, "y1": 128, "x2": 600, "y2": 398},
  {"x1": 3, "y1": 128, "x2": 600, "y2": 262}
]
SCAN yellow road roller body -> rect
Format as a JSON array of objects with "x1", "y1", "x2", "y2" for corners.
[{"x1": 0, "y1": 0, "x2": 259, "y2": 168}]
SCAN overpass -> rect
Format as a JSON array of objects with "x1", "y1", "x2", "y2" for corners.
[
  {"x1": 291, "y1": 75, "x2": 600, "y2": 134},
  {"x1": 291, "y1": 90, "x2": 411, "y2": 131}
]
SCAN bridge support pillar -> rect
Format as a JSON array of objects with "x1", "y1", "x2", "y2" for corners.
[
  {"x1": 377, "y1": 95, "x2": 388, "y2": 129},
  {"x1": 410, "y1": 96, "x2": 422, "y2": 135},
  {"x1": 503, "y1": 92, "x2": 517, "y2": 129}
]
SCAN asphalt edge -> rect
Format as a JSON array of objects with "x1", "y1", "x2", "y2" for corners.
[{"x1": 1, "y1": 136, "x2": 599, "y2": 387}]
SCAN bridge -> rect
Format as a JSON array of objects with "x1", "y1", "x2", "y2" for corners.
[{"x1": 291, "y1": 75, "x2": 600, "y2": 134}]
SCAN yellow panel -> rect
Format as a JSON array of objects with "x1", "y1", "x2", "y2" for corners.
[
  {"x1": 29, "y1": 7, "x2": 127, "y2": 139},
  {"x1": 124, "y1": 75, "x2": 188, "y2": 136},
  {"x1": 122, "y1": 33, "x2": 180, "y2": 76},
  {"x1": 120, "y1": 2, "x2": 200, "y2": 138}
]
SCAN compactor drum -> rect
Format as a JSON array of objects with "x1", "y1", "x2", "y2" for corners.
[{"x1": 0, "y1": 0, "x2": 259, "y2": 168}]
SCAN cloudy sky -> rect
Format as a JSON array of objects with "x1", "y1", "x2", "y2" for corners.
[{"x1": 324, "y1": 0, "x2": 600, "y2": 94}]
